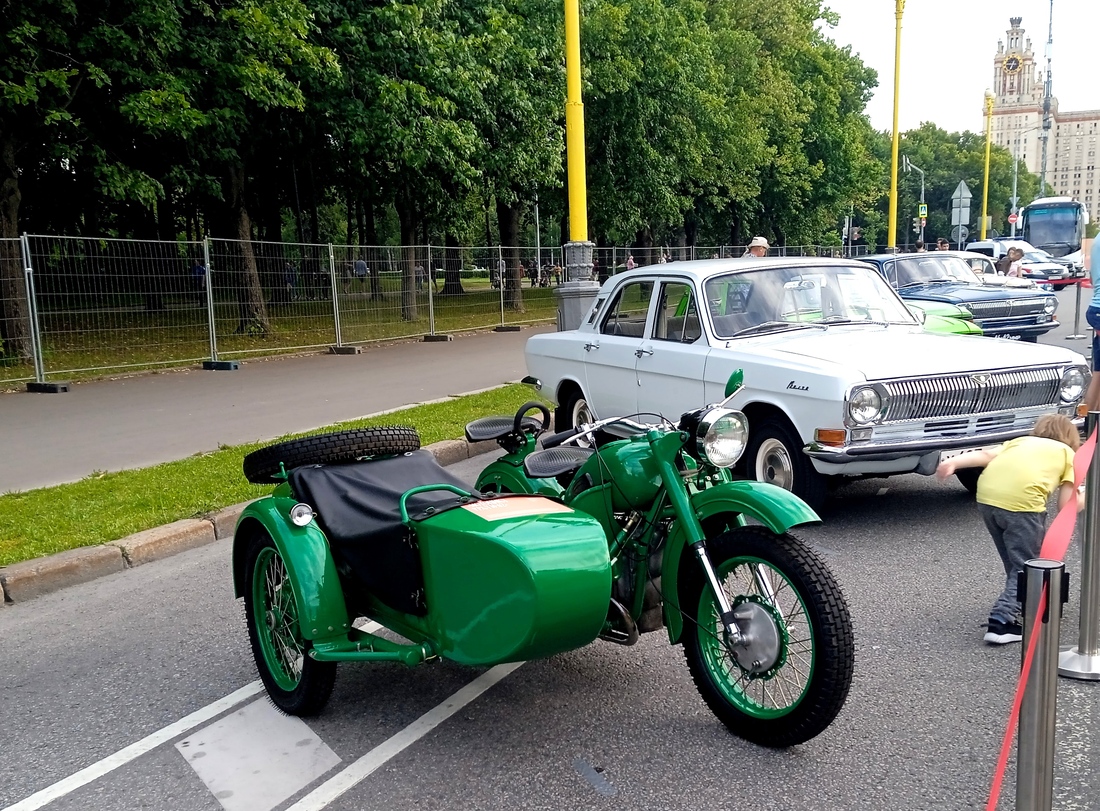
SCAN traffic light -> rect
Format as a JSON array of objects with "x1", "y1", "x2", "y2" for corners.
[{"x1": 912, "y1": 217, "x2": 920, "y2": 234}]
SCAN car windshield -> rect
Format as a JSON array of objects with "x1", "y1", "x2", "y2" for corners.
[
  {"x1": 892, "y1": 256, "x2": 982, "y2": 286},
  {"x1": 1022, "y1": 250, "x2": 1054, "y2": 263},
  {"x1": 704, "y1": 264, "x2": 917, "y2": 339}
]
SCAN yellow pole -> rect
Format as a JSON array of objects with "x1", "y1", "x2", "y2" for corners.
[
  {"x1": 980, "y1": 90, "x2": 994, "y2": 240},
  {"x1": 564, "y1": 0, "x2": 588, "y2": 243},
  {"x1": 887, "y1": 0, "x2": 905, "y2": 249}
]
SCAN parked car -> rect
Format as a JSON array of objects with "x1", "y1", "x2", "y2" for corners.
[
  {"x1": 904, "y1": 300, "x2": 983, "y2": 336},
  {"x1": 525, "y1": 257, "x2": 1088, "y2": 507},
  {"x1": 860, "y1": 251, "x2": 1058, "y2": 341},
  {"x1": 966, "y1": 238, "x2": 1079, "y2": 285}
]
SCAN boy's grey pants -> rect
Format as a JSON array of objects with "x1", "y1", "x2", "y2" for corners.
[{"x1": 977, "y1": 503, "x2": 1046, "y2": 624}]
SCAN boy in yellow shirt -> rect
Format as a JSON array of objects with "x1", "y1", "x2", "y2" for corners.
[{"x1": 936, "y1": 415, "x2": 1079, "y2": 645}]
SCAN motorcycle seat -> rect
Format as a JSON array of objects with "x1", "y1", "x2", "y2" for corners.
[
  {"x1": 523, "y1": 446, "x2": 594, "y2": 479},
  {"x1": 465, "y1": 415, "x2": 543, "y2": 443}
]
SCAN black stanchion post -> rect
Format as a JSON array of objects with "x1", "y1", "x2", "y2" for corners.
[{"x1": 1016, "y1": 558, "x2": 1068, "y2": 811}]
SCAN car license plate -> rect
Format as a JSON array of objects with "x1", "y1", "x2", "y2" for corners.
[{"x1": 940, "y1": 444, "x2": 999, "y2": 461}]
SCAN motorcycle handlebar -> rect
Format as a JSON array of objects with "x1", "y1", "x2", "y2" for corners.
[{"x1": 540, "y1": 426, "x2": 581, "y2": 449}]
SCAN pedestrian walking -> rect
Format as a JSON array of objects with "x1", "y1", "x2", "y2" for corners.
[
  {"x1": 626, "y1": 254, "x2": 636, "y2": 271},
  {"x1": 936, "y1": 238, "x2": 950, "y2": 251},
  {"x1": 936, "y1": 414, "x2": 1081, "y2": 645},
  {"x1": 1084, "y1": 238, "x2": 1100, "y2": 411}
]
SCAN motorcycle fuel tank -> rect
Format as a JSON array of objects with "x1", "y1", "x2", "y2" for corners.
[
  {"x1": 572, "y1": 438, "x2": 664, "y2": 512},
  {"x1": 413, "y1": 496, "x2": 611, "y2": 665}
]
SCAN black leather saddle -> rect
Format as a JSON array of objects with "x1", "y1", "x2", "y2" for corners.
[
  {"x1": 523, "y1": 447, "x2": 595, "y2": 479},
  {"x1": 464, "y1": 415, "x2": 543, "y2": 443}
]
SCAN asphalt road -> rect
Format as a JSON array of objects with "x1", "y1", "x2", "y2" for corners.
[
  {"x1": 3, "y1": 453, "x2": 1099, "y2": 811},
  {"x1": 3, "y1": 284, "x2": 1100, "y2": 811},
  {"x1": 0, "y1": 326, "x2": 551, "y2": 494}
]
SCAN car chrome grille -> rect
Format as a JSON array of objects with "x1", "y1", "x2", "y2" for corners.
[
  {"x1": 967, "y1": 298, "x2": 1047, "y2": 320},
  {"x1": 882, "y1": 366, "x2": 1062, "y2": 421}
]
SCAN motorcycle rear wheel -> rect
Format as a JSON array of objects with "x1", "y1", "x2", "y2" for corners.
[
  {"x1": 682, "y1": 525, "x2": 853, "y2": 747},
  {"x1": 244, "y1": 532, "x2": 337, "y2": 715}
]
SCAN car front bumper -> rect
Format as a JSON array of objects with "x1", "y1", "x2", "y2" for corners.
[{"x1": 804, "y1": 415, "x2": 1083, "y2": 475}]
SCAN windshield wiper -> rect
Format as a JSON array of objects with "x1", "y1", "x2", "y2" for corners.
[{"x1": 731, "y1": 320, "x2": 826, "y2": 337}]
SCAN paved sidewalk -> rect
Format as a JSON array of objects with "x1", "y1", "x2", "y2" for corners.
[{"x1": 0, "y1": 326, "x2": 548, "y2": 493}]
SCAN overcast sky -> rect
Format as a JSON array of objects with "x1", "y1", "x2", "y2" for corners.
[{"x1": 820, "y1": 0, "x2": 1100, "y2": 134}]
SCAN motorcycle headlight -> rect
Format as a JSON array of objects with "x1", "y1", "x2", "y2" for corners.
[
  {"x1": 1043, "y1": 297, "x2": 1057, "y2": 315},
  {"x1": 847, "y1": 386, "x2": 884, "y2": 425},
  {"x1": 1060, "y1": 367, "x2": 1087, "y2": 403},
  {"x1": 694, "y1": 408, "x2": 748, "y2": 468}
]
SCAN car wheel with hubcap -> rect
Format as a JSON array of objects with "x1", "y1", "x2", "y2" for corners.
[
  {"x1": 558, "y1": 389, "x2": 594, "y2": 431},
  {"x1": 745, "y1": 417, "x2": 827, "y2": 510}
]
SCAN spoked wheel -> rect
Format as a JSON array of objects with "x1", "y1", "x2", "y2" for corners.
[
  {"x1": 244, "y1": 533, "x2": 336, "y2": 715},
  {"x1": 682, "y1": 526, "x2": 854, "y2": 747}
]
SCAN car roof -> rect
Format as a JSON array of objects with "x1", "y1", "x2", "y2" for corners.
[
  {"x1": 861, "y1": 251, "x2": 991, "y2": 261},
  {"x1": 604, "y1": 256, "x2": 869, "y2": 283}
]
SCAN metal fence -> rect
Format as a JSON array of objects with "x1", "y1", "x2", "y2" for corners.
[{"x1": 0, "y1": 235, "x2": 868, "y2": 386}]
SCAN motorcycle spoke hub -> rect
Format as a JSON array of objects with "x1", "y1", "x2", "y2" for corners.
[{"x1": 724, "y1": 596, "x2": 787, "y2": 678}]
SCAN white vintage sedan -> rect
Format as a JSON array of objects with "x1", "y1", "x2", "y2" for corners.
[{"x1": 525, "y1": 257, "x2": 1089, "y2": 507}]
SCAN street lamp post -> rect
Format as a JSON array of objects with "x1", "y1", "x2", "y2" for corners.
[
  {"x1": 1008, "y1": 124, "x2": 1043, "y2": 237},
  {"x1": 887, "y1": 0, "x2": 906, "y2": 250},
  {"x1": 980, "y1": 90, "x2": 994, "y2": 241}
]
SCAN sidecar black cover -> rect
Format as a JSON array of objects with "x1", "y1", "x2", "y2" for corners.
[{"x1": 287, "y1": 450, "x2": 470, "y2": 616}]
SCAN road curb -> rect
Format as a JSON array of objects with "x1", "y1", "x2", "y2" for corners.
[{"x1": 0, "y1": 436, "x2": 503, "y2": 606}]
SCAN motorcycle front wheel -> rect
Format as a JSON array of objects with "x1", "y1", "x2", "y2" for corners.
[
  {"x1": 243, "y1": 532, "x2": 337, "y2": 715},
  {"x1": 682, "y1": 525, "x2": 853, "y2": 747}
]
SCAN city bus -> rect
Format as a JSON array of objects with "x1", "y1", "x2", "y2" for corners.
[{"x1": 1019, "y1": 196, "x2": 1090, "y2": 272}]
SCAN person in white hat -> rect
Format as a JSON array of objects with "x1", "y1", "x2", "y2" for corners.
[{"x1": 742, "y1": 236, "x2": 769, "y2": 257}]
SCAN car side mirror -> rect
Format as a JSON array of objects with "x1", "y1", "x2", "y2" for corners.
[{"x1": 906, "y1": 305, "x2": 927, "y2": 325}]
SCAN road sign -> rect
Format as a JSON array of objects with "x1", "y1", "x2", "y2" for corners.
[
  {"x1": 918, "y1": 204, "x2": 928, "y2": 218},
  {"x1": 920, "y1": 217, "x2": 927, "y2": 227},
  {"x1": 1008, "y1": 213, "x2": 1019, "y2": 224},
  {"x1": 951, "y1": 224, "x2": 969, "y2": 244},
  {"x1": 951, "y1": 181, "x2": 973, "y2": 201}
]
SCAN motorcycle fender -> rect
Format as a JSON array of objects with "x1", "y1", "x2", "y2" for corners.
[
  {"x1": 475, "y1": 456, "x2": 562, "y2": 497},
  {"x1": 232, "y1": 497, "x2": 350, "y2": 642},
  {"x1": 661, "y1": 481, "x2": 820, "y2": 644}
]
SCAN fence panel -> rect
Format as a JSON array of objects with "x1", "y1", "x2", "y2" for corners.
[
  {"x1": 0, "y1": 237, "x2": 35, "y2": 384},
  {"x1": 23, "y1": 235, "x2": 209, "y2": 379},
  {"x1": 429, "y1": 245, "x2": 509, "y2": 334},
  {"x1": 498, "y1": 244, "x2": 561, "y2": 327},
  {"x1": 326, "y1": 244, "x2": 426, "y2": 345},
  {"x1": 208, "y1": 238, "x2": 337, "y2": 359}
]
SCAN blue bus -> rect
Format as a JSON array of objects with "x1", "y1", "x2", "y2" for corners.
[{"x1": 1019, "y1": 196, "x2": 1090, "y2": 272}]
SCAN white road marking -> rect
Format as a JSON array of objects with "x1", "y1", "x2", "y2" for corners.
[
  {"x1": 177, "y1": 699, "x2": 341, "y2": 811},
  {"x1": 2, "y1": 681, "x2": 264, "y2": 811},
  {"x1": 285, "y1": 662, "x2": 524, "y2": 811}
]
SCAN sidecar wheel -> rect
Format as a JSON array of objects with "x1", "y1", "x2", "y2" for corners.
[
  {"x1": 243, "y1": 426, "x2": 421, "y2": 483},
  {"x1": 681, "y1": 526, "x2": 854, "y2": 747},
  {"x1": 244, "y1": 533, "x2": 336, "y2": 715}
]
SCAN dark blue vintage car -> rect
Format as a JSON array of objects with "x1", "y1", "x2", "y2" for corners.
[{"x1": 860, "y1": 251, "x2": 1058, "y2": 342}]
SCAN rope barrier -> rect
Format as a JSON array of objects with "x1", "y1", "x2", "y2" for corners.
[{"x1": 983, "y1": 426, "x2": 1097, "y2": 809}]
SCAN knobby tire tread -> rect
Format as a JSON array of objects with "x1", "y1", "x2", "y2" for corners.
[
  {"x1": 243, "y1": 426, "x2": 421, "y2": 483},
  {"x1": 681, "y1": 525, "x2": 854, "y2": 748}
]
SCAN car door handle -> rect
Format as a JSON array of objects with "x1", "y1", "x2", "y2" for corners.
[
  {"x1": 634, "y1": 347, "x2": 654, "y2": 357},
  {"x1": 584, "y1": 341, "x2": 599, "y2": 351}
]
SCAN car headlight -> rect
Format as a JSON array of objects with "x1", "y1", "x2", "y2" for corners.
[
  {"x1": 693, "y1": 407, "x2": 748, "y2": 468},
  {"x1": 1060, "y1": 367, "x2": 1087, "y2": 403},
  {"x1": 1043, "y1": 297, "x2": 1057, "y2": 315},
  {"x1": 847, "y1": 386, "x2": 884, "y2": 425}
]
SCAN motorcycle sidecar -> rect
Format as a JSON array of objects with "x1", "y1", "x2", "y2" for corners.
[{"x1": 234, "y1": 449, "x2": 612, "y2": 712}]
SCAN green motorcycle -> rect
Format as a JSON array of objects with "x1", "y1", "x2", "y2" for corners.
[
  {"x1": 232, "y1": 373, "x2": 853, "y2": 747},
  {"x1": 470, "y1": 372, "x2": 854, "y2": 746}
]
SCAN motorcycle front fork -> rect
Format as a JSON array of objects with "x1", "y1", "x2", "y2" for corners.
[{"x1": 690, "y1": 540, "x2": 745, "y2": 646}]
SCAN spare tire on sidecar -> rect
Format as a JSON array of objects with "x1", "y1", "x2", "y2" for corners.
[{"x1": 242, "y1": 426, "x2": 422, "y2": 483}]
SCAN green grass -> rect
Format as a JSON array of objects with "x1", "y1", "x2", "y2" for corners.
[{"x1": 0, "y1": 383, "x2": 548, "y2": 567}]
